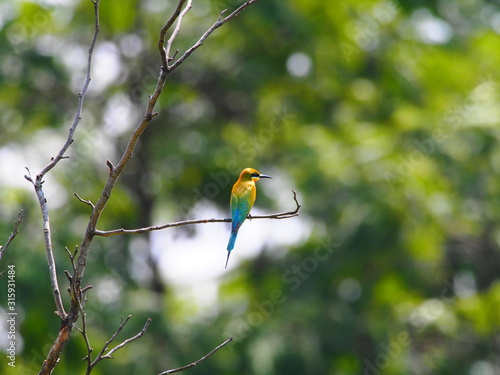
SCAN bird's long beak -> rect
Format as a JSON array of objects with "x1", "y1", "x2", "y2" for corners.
[{"x1": 259, "y1": 174, "x2": 272, "y2": 179}]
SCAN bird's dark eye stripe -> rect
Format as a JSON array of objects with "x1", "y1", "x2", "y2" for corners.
[{"x1": 251, "y1": 173, "x2": 259, "y2": 177}]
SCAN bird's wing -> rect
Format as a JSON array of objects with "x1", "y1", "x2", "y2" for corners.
[{"x1": 231, "y1": 185, "x2": 254, "y2": 230}]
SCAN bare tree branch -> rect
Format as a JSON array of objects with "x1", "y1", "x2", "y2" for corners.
[
  {"x1": 0, "y1": 209, "x2": 24, "y2": 262},
  {"x1": 36, "y1": 1, "x2": 101, "y2": 374},
  {"x1": 78, "y1": 315, "x2": 152, "y2": 375},
  {"x1": 75, "y1": 312, "x2": 152, "y2": 375},
  {"x1": 158, "y1": 337, "x2": 233, "y2": 375},
  {"x1": 93, "y1": 190, "x2": 301, "y2": 237}
]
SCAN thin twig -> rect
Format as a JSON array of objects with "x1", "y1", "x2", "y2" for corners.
[
  {"x1": 36, "y1": 3, "x2": 100, "y2": 179},
  {"x1": 93, "y1": 315, "x2": 132, "y2": 362},
  {"x1": 165, "y1": 0, "x2": 192, "y2": 68},
  {"x1": 74, "y1": 193, "x2": 95, "y2": 209},
  {"x1": 92, "y1": 317, "x2": 152, "y2": 365},
  {"x1": 93, "y1": 190, "x2": 301, "y2": 237},
  {"x1": 158, "y1": 337, "x2": 233, "y2": 375},
  {"x1": 65, "y1": 246, "x2": 79, "y2": 273},
  {"x1": 81, "y1": 284, "x2": 93, "y2": 294},
  {"x1": 0, "y1": 209, "x2": 24, "y2": 261}
]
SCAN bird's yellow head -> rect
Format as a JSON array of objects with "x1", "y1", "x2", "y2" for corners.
[{"x1": 239, "y1": 168, "x2": 272, "y2": 182}]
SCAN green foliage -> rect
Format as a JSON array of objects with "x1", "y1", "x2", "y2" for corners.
[{"x1": 1, "y1": 0, "x2": 499, "y2": 374}]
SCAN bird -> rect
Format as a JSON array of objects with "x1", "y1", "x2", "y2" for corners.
[{"x1": 226, "y1": 168, "x2": 272, "y2": 268}]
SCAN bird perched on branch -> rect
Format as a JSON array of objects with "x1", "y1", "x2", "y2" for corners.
[{"x1": 226, "y1": 168, "x2": 272, "y2": 268}]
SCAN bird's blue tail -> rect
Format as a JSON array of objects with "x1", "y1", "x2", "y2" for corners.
[
  {"x1": 227, "y1": 230, "x2": 237, "y2": 251},
  {"x1": 226, "y1": 230, "x2": 238, "y2": 268}
]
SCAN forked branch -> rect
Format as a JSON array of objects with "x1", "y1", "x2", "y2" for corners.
[
  {"x1": 168, "y1": 0, "x2": 263, "y2": 71},
  {"x1": 81, "y1": 316, "x2": 152, "y2": 375},
  {"x1": 165, "y1": 0, "x2": 192, "y2": 66},
  {"x1": 158, "y1": 0, "x2": 188, "y2": 67}
]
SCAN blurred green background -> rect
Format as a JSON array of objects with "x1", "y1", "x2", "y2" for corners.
[{"x1": 1, "y1": 0, "x2": 499, "y2": 374}]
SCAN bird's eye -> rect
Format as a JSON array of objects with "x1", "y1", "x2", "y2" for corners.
[{"x1": 251, "y1": 173, "x2": 260, "y2": 177}]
